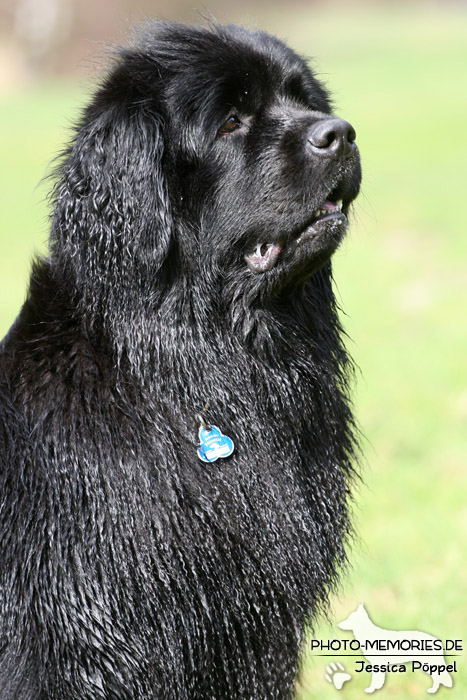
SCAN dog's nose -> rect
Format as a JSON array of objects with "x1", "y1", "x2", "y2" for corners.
[{"x1": 308, "y1": 118, "x2": 356, "y2": 158}]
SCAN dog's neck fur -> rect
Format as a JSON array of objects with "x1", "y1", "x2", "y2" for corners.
[{"x1": 16, "y1": 256, "x2": 354, "y2": 436}]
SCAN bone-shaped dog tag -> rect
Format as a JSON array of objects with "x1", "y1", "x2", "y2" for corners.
[{"x1": 197, "y1": 425, "x2": 234, "y2": 463}]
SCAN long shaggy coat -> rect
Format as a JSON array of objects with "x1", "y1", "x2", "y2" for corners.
[{"x1": 0, "y1": 21, "x2": 361, "y2": 700}]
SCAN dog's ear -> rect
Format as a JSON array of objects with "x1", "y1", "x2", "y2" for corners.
[{"x1": 50, "y1": 71, "x2": 173, "y2": 326}]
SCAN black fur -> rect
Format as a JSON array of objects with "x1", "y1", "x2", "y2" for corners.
[{"x1": 0, "y1": 22, "x2": 361, "y2": 699}]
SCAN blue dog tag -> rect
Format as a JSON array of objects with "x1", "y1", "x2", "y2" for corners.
[{"x1": 197, "y1": 425, "x2": 234, "y2": 463}]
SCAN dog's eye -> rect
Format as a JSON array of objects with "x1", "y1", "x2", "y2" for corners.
[{"x1": 218, "y1": 115, "x2": 242, "y2": 136}]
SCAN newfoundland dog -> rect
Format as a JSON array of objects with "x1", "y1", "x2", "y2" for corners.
[{"x1": 0, "y1": 21, "x2": 361, "y2": 700}]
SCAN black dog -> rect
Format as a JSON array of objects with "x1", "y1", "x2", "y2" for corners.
[{"x1": 0, "y1": 22, "x2": 361, "y2": 699}]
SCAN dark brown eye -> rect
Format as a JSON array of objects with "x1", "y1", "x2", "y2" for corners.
[{"x1": 218, "y1": 115, "x2": 242, "y2": 136}]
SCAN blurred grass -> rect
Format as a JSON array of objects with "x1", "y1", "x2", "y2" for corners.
[
  {"x1": 1, "y1": 3, "x2": 466, "y2": 698},
  {"x1": 0, "y1": 83, "x2": 86, "y2": 324}
]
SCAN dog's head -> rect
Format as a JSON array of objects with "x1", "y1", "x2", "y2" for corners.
[
  {"x1": 50, "y1": 22, "x2": 361, "y2": 351},
  {"x1": 338, "y1": 603, "x2": 370, "y2": 632}
]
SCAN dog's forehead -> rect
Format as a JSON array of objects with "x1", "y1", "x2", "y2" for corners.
[{"x1": 139, "y1": 23, "x2": 330, "y2": 118}]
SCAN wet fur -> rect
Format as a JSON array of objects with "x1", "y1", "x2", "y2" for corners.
[{"x1": 0, "y1": 22, "x2": 360, "y2": 699}]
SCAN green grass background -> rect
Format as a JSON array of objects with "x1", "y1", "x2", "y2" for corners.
[{"x1": 1, "y1": 3, "x2": 466, "y2": 698}]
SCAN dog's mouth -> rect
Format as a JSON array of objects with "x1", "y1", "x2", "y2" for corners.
[{"x1": 245, "y1": 199, "x2": 346, "y2": 274}]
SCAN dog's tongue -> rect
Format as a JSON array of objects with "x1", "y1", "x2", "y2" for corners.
[
  {"x1": 245, "y1": 201, "x2": 340, "y2": 273},
  {"x1": 245, "y1": 242, "x2": 283, "y2": 273}
]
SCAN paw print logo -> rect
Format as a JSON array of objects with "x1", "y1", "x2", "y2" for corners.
[
  {"x1": 197, "y1": 425, "x2": 234, "y2": 463},
  {"x1": 325, "y1": 662, "x2": 352, "y2": 690}
]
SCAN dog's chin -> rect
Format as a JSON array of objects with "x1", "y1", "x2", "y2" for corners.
[{"x1": 245, "y1": 207, "x2": 348, "y2": 278}]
